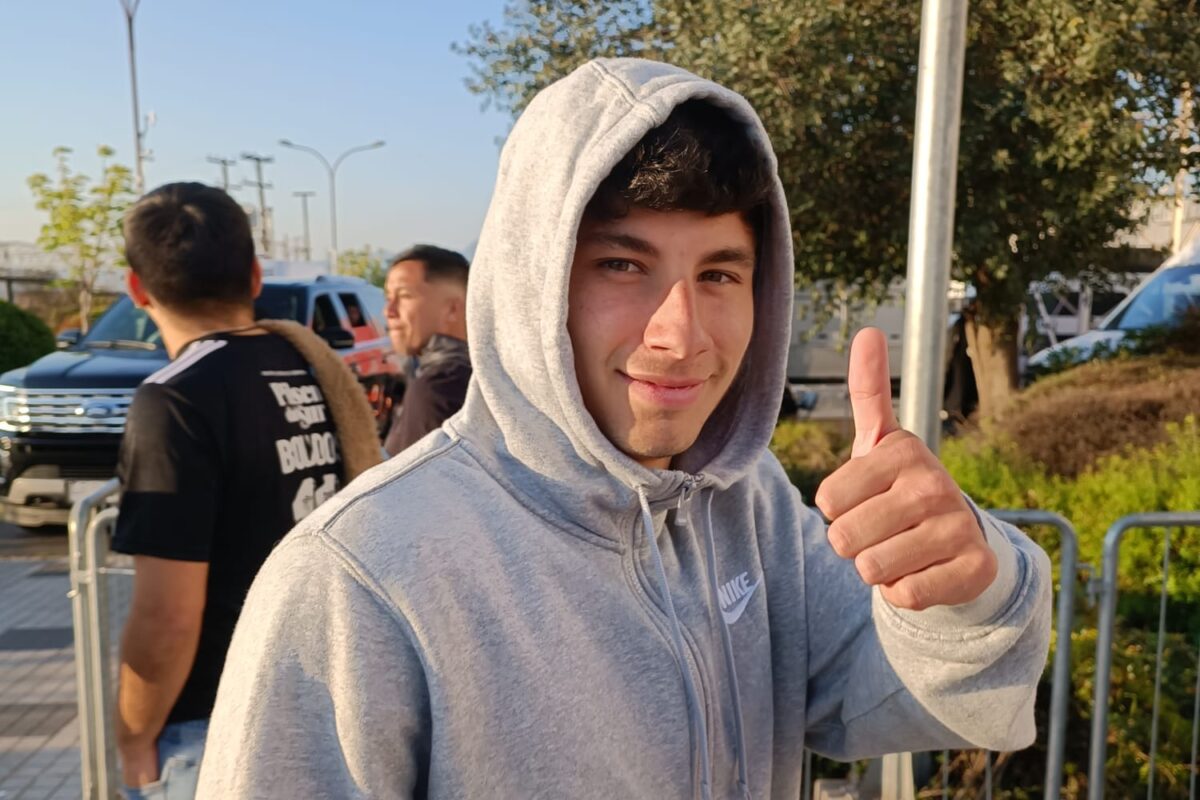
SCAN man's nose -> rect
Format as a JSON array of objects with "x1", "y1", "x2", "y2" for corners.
[{"x1": 643, "y1": 279, "x2": 710, "y2": 359}]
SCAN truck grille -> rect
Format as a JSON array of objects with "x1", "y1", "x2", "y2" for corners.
[{"x1": 0, "y1": 388, "x2": 134, "y2": 435}]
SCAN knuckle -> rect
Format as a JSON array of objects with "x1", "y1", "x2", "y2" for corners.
[
  {"x1": 855, "y1": 551, "x2": 883, "y2": 584},
  {"x1": 893, "y1": 434, "x2": 926, "y2": 464},
  {"x1": 887, "y1": 582, "x2": 920, "y2": 610},
  {"x1": 827, "y1": 522, "x2": 855, "y2": 558}
]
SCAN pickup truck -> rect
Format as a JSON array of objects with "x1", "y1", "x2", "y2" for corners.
[{"x1": 0, "y1": 275, "x2": 398, "y2": 527}]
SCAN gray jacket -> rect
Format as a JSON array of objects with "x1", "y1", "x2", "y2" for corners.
[{"x1": 197, "y1": 58, "x2": 1052, "y2": 800}]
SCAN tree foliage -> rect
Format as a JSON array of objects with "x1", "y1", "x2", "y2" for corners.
[
  {"x1": 338, "y1": 246, "x2": 386, "y2": 288},
  {"x1": 457, "y1": 0, "x2": 1200, "y2": 414},
  {"x1": 27, "y1": 146, "x2": 135, "y2": 334}
]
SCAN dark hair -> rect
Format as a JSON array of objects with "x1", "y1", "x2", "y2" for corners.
[
  {"x1": 586, "y1": 99, "x2": 773, "y2": 232},
  {"x1": 123, "y1": 182, "x2": 256, "y2": 312},
  {"x1": 389, "y1": 244, "x2": 469, "y2": 286}
]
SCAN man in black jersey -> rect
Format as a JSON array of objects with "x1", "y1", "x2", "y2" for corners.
[{"x1": 111, "y1": 183, "x2": 356, "y2": 799}]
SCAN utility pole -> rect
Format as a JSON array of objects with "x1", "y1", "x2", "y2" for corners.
[
  {"x1": 241, "y1": 153, "x2": 274, "y2": 256},
  {"x1": 119, "y1": 0, "x2": 148, "y2": 194},
  {"x1": 293, "y1": 190, "x2": 316, "y2": 260},
  {"x1": 207, "y1": 156, "x2": 237, "y2": 192}
]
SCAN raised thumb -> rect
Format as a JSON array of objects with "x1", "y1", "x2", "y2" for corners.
[{"x1": 848, "y1": 327, "x2": 900, "y2": 458}]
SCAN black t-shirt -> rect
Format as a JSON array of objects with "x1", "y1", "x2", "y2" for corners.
[{"x1": 112, "y1": 332, "x2": 344, "y2": 724}]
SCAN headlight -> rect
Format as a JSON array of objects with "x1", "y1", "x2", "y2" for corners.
[{"x1": 0, "y1": 385, "x2": 23, "y2": 431}]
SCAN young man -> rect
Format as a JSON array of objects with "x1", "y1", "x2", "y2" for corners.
[
  {"x1": 382, "y1": 244, "x2": 471, "y2": 455},
  {"x1": 198, "y1": 60, "x2": 1051, "y2": 799},
  {"x1": 111, "y1": 183, "x2": 379, "y2": 799}
]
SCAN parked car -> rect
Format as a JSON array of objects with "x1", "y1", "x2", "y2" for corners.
[
  {"x1": 1027, "y1": 245, "x2": 1200, "y2": 372},
  {"x1": 0, "y1": 276, "x2": 398, "y2": 528}
]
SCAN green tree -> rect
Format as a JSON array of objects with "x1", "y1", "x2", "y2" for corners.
[
  {"x1": 453, "y1": 0, "x2": 658, "y2": 117},
  {"x1": 458, "y1": 0, "x2": 1200, "y2": 417},
  {"x1": 27, "y1": 146, "x2": 135, "y2": 334},
  {"x1": 338, "y1": 246, "x2": 386, "y2": 288}
]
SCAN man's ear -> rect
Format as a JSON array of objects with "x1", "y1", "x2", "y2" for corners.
[
  {"x1": 127, "y1": 269, "x2": 152, "y2": 309},
  {"x1": 250, "y1": 259, "x2": 264, "y2": 300},
  {"x1": 446, "y1": 292, "x2": 464, "y2": 323}
]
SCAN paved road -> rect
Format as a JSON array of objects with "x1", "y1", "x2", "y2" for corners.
[{"x1": 0, "y1": 525, "x2": 66, "y2": 561}]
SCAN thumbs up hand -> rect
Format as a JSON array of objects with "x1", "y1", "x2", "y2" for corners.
[{"x1": 813, "y1": 328, "x2": 997, "y2": 611}]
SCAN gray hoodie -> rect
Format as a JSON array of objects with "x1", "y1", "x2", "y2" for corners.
[{"x1": 197, "y1": 58, "x2": 1052, "y2": 800}]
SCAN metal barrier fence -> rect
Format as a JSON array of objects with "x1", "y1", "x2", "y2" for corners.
[
  {"x1": 68, "y1": 478, "x2": 126, "y2": 800},
  {"x1": 1087, "y1": 512, "x2": 1200, "y2": 800}
]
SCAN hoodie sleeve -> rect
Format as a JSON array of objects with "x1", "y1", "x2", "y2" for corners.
[
  {"x1": 196, "y1": 531, "x2": 429, "y2": 799},
  {"x1": 800, "y1": 492, "x2": 1053, "y2": 759}
]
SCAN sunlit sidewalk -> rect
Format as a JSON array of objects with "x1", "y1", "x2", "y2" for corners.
[{"x1": 0, "y1": 560, "x2": 84, "y2": 800}]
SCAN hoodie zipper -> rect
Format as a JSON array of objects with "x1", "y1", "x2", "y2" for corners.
[{"x1": 625, "y1": 479, "x2": 716, "y2": 800}]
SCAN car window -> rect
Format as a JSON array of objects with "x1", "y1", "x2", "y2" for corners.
[
  {"x1": 1114, "y1": 264, "x2": 1200, "y2": 331},
  {"x1": 82, "y1": 296, "x2": 163, "y2": 347},
  {"x1": 339, "y1": 293, "x2": 369, "y2": 329},
  {"x1": 312, "y1": 294, "x2": 342, "y2": 333},
  {"x1": 254, "y1": 286, "x2": 307, "y2": 323},
  {"x1": 360, "y1": 286, "x2": 386, "y2": 334}
]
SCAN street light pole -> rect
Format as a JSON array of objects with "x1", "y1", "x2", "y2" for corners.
[
  {"x1": 278, "y1": 138, "x2": 386, "y2": 272},
  {"x1": 119, "y1": 0, "x2": 145, "y2": 194},
  {"x1": 293, "y1": 191, "x2": 316, "y2": 260}
]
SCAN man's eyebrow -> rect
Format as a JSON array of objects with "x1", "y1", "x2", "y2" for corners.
[
  {"x1": 700, "y1": 247, "x2": 756, "y2": 269},
  {"x1": 583, "y1": 231, "x2": 659, "y2": 257}
]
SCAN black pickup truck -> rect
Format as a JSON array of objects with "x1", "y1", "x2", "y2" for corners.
[{"x1": 0, "y1": 275, "x2": 398, "y2": 527}]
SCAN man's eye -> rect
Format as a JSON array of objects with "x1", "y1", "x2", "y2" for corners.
[
  {"x1": 600, "y1": 260, "x2": 640, "y2": 273},
  {"x1": 700, "y1": 270, "x2": 739, "y2": 285}
]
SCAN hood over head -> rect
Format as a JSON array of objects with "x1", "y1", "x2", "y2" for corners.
[{"x1": 460, "y1": 57, "x2": 794, "y2": 516}]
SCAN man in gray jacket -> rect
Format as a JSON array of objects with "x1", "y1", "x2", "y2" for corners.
[{"x1": 198, "y1": 59, "x2": 1051, "y2": 800}]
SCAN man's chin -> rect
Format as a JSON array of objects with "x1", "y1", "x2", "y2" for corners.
[{"x1": 619, "y1": 427, "x2": 702, "y2": 469}]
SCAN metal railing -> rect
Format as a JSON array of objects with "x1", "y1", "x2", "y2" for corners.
[
  {"x1": 67, "y1": 478, "x2": 126, "y2": 800},
  {"x1": 1088, "y1": 512, "x2": 1200, "y2": 800}
]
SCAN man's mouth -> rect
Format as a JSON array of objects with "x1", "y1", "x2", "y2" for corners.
[{"x1": 621, "y1": 371, "x2": 706, "y2": 409}]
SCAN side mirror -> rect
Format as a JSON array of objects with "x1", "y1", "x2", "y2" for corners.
[
  {"x1": 317, "y1": 327, "x2": 356, "y2": 350},
  {"x1": 56, "y1": 329, "x2": 81, "y2": 349}
]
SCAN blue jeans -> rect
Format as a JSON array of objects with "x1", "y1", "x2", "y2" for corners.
[{"x1": 122, "y1": 719, "x2": 209, "y2": 800}]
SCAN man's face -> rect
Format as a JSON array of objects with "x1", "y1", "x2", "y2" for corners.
[
  {"x1": 385, "y1": 260, "x2": 455, "y2": 356},
  {"x1": 567, "y1": 207, "x2": 756, "y2": 470}
]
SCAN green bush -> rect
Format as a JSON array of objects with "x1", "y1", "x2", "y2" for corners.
[
  {"x1": 0, "y1": 301, "x2": 55, "y2": 376},
  {"x1": 769, "y1": 420, "x2": 848, "y2": 502}
]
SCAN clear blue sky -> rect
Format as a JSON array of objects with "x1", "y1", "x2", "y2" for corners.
[{"x1": 0, "y1": 1, "x2": 513, "y2": 259}]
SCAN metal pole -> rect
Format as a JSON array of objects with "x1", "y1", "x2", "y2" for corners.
[
  {"x1": 121, "y1": 0, "x2": 145, "y2": 195},
  {"x1": 991, "y1": 510, "x2": 1078, "y2": 800},
  {"x1": 241, "y1": 153, "x2": 275, "y2": 257},
  {"x1": 884, "y1": 2, "x2": 969, "y2": 794},
  {"x1": 898, "y1": 0, "x2": 969, "y2": 450},
  {"x1": 294, "y1": 191, "x2": 315, "y2": 260},
  {"x1": 278, "y1": 139, "x2": 385, "y2": 273},
  {"x1": 328, "y1": 167, "x2": 338, "y2": 271},
  {"x1": 208, "y1": 156, "x2": 236, "y2": 192}
]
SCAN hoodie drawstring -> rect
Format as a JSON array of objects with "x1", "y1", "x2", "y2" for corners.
[
  {"x1": 638, "y1": 485, "x2": 713, "y2": 800},
  {"x1": 696, "y1": 488, "x2": 752, "y2": 800}
]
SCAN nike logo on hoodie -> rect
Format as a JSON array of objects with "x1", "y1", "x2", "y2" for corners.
[{"x1": 718, "y1": 572, "x2": 760, "y2": 625}]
